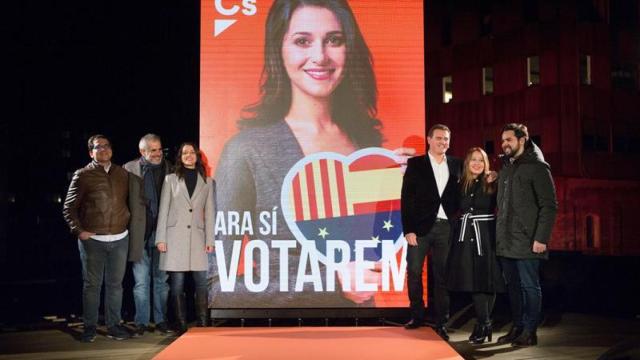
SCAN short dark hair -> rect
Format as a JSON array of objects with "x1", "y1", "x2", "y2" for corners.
[
  {"x1": 502, "y1": 123, "x2": 529, "y2": 140},
  {"x1": 87, "y1": 134, "x2": 110, "y2": 151},
  {"x1": 428, "y1": 124, "x2": 451, "y2": 137}
]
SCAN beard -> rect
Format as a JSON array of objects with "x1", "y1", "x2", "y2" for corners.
[{"x1": 502, "y1": 143, "x2": 522, "y2": 159}]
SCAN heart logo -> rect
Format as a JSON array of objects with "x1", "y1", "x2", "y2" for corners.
[{"x1": 280, "y1": 148, "x2": 405, "y2": 264}]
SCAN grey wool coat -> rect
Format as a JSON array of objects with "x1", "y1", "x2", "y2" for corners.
[{"x1": 155, "y1": 173, "x2": 215, "y2": 271}]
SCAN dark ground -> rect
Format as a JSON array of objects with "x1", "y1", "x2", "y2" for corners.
[{"x1": 2, "y1": 251, "x2": 639, "y2": 328}]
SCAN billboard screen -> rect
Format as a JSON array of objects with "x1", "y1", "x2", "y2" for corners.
[{"x1": 201, "y1": 0, "x2": 425, "y2": 308}]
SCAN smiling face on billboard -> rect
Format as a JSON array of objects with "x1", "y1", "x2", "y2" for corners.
[{"x1": 282, "y1": 6, "x2": 347, "y2": 101}]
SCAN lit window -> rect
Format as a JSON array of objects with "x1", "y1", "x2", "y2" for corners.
[
  {"x1": 482, "y1": 67, "x2": 494, "y2": 95},
  {"x1": 580, "y1": 55, "x2": 591, "y2": 85},
  {"x1": 585, "y1": 214, "x2": 601, "y2": 249},
  {"x1": 527, "y1": 56, "x2": 540, "y2": 86},
  {"x1": 442, "y1": 76, "x2": 453, "y2": 103}
]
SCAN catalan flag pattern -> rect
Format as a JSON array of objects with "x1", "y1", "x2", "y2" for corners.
[{"x1": 283, "y1": 150, "x2": 405, "y2": 262}]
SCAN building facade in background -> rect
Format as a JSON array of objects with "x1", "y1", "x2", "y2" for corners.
[{"x1": 426, "y1": 0, "x2": 640, "y2": 255}]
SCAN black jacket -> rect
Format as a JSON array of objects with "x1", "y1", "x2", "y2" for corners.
[
  {"x1": 401, "y1": 154, "x2": 462, "y2": 237},
  {"x1": 496, "y1": 141, "x2": 558, "y2": 259}
]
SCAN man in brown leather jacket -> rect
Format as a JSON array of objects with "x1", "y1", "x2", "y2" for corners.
[{"x1": 63, "y1": 134, "x2": 131, "y2": 342}]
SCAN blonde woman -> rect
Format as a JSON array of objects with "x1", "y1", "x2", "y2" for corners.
[{"x1": 447, "y1": 147, "x2": 504, "y2": 344}]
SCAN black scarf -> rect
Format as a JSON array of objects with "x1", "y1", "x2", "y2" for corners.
[{"x1": 140, "y1": 157, "x2": 162, "y2": 238}]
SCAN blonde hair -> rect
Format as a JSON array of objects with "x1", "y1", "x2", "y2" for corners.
[{"x1": 461, "y1": 147, "x2": 495, "y2": 195}]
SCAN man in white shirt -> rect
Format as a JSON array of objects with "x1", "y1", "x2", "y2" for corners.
[{"x1": 401, "y1": 124, "x2": 462, "y2": 340}]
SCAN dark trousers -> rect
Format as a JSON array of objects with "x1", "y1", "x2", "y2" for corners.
[
  {"x1": 500, "y1": 257, "x2": 542, "y2": 332},
  {"x1": 170, "y1": 271, "x2": 208, "y2": 298},
  {"x1": 472, "y1": 292, "x2": 496, "y2": 325},
  {"x1": 78, "y1": 236, "x2": 129, "y2": 328},
  {"x1": 406, "y1": 221, "x2": 450, "y2": 326}
]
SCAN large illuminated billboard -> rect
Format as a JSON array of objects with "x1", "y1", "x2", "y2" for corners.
[{"x1": 201, "y1": 0, "x2": 425, "y2": 308}]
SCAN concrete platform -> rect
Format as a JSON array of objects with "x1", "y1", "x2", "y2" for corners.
[{"x1": 0, "y1": 313, "x2": 638, "y2": 360}]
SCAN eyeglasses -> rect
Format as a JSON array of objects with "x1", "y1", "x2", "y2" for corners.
[{"x1": 92, "y1": 144, "x2": 112, "y2": 150}]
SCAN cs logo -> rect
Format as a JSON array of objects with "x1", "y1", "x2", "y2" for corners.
[{"x1": 214, "y1": 0, "x2": 257, "y2": 37}]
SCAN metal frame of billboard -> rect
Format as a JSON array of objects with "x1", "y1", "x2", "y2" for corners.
[{"x1": 210, "y1": 308, "x2": 409, "y2": 319}]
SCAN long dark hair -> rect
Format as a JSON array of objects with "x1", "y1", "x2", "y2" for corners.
[
  {"x1": 175, "y1": 142, "x2": 207, "y2": 182},
  {"x1": 239, "y1": 0, "x2": 382, "y2": 148}
]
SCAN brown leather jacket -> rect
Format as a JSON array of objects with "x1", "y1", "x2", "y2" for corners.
[{"x1": 63, "y1": 161, "x2": 130, "y2": 236}]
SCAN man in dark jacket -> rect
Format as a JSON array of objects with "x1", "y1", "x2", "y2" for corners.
[
  {"x1": 401, "y1": 124, "x2": 461, "y2": 340},
  {"x1": 124, "y1": 134, "x2": 173, "y2": 336},
  {"x1": 63, "y1": 135, "x2": 131, "y2": 342},
  {"x1": 495, "y1": 123, "x2": 557, "y2": 347}
]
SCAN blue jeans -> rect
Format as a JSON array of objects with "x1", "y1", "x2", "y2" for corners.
[
  {"x1": 78, "y1": 236, "x2": 129, "y2": 328},
  {"x1": 170, "y1": 271, "x2": 208, "y2": 297},
  {"x1": 132, "y1": 235, "x2": 169, "y2": 326},
  {"x1": 500, "y1": 257, "x2": 542, "y2": 332}
]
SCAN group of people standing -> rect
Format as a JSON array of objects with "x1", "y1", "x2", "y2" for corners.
[
  {"x1": 60, "y1": 0, "x2": 557, "y2": 345},
  {"x1": 401, "y1": 123, "x2": 558, "y2": 348},
  {"x1": 62, "y1": 122, "x2": 556, "y2": 346},
  {"x1": 63, "y1": 134, "x2": 215, "y2": 342}
]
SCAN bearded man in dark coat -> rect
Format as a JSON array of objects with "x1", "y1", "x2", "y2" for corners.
[{"x1": 495, "y1": 123, "x2": 558, "y2": 347}]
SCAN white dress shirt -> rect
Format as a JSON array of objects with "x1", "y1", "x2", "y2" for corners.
[{"x1": 428, "y1": 151, "x2": 450, "y2": 220}]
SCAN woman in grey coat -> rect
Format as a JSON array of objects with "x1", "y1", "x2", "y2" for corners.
[{"x1": 156, "y1": 142, "x2": 214, "y2": 333}]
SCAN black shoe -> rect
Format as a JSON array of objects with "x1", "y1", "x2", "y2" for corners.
[
  {"x1": 434, "y1": 326, "x2": 450, "y2": 341},
  {"x1": 469, "y1": 323, "x2": 492, "y2": 344},
  {"x1": 80, "y1": 326, "x2": 97, "y2": 343},
  {"x1": 511, "y1": 330, "x2": 537, "y2": 347},
  {"x1": 404, "y1": 319, "x2": 422, "y2": 330},
  {"x1": 131, "y1": 324, "x2": 146, "y2": 338},
  {"x1": 497, "y1": 325, "x2": 523, "y2": 344},
  {"x1": 155, "y1": 322, "x2": 175, "y2": 335},
  {"x1": 106, "y1": 325, "x2": 131, "y2": 341}
]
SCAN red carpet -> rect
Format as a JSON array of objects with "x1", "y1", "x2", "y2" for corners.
[{"x1": 154, "y1": 326, "x2": 462, "y2": 360}]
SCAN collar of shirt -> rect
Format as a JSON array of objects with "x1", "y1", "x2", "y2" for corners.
[
  {"x1": 427, "y1": 151, "x2": 447, "y2": 166},
  {"x1": 91, "y1": 160, "x2": 112, "y2": 173},
  {"x1": 427, "y1": 151, "x2": 450, "y2": 219}
]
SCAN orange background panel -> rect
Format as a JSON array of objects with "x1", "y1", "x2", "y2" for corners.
[
  {"x1": 200, "y1": 0, "x2": 425, "y2": 173},
  {"x1": 200, "y1": 0, "x2": 425, "y2": 308}
]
